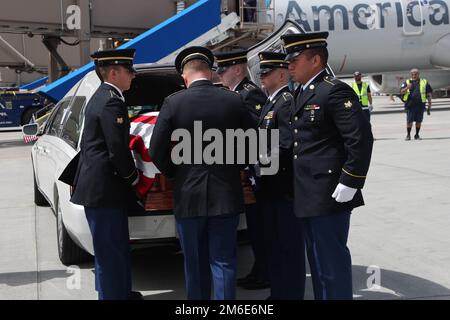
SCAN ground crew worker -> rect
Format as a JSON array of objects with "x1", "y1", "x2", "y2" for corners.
[
  {"x1": 257, "y1": 51, "x2": 305, "y2": 300},
  {"x1": 281, "y1": 31, "x2": 374, "y2": 300},
  {"x1": 400, "y1": 68, "x2": 432, "y2": 141},
  {"x1": 149, "y1": 46, "x2": 254, "y2": 300},
  {"x1": 69, "y1": 49, "x2": 142, "y2": 300},
  {"x1": 215, "y1": 49, "x2": 270, "y2": 290},
  {"x1": 352, "y1": 71, "x2": 373, "y2": 122}
]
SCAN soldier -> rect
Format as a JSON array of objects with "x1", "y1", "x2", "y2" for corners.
[
  {"x1": 256, "y1": 51, "x2": 305, "y2": 300},
  {"x1": 281, "y1": 32, "x2": 374, "y2": 299},
  {"x1": 215, "y1": 49, "x2": 267, "y2": 126},
  {"x1": 69, "y1": 49, "x2": 141, "y2": 300},
  {"x1": 214, "y1": 49, "x2": 270, "y2": 290},
  {"x1": 149, "y1": 46, "x2": 254, "y2": 300}
]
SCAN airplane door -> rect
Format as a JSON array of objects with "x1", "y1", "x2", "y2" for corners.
[
  {"x1": 400, "y1": 0, "x2": 425, "y2": 35},
  {"x1": 246, "y1": 19, "x2": 305, "y2": 85}
]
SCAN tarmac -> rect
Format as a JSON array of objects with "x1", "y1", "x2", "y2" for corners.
[{"x1": 0, "y1": 95, "x2": 450, "y2": 300}]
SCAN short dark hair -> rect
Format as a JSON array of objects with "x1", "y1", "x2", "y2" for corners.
[
  {"x1": 183, "y1": 59, "x2": 210, "y2": 73},
  {"x1": 97, "y1": 65, "x2": 121, "y2": 82},
  {"x1": 303, "y1": 47, "x2": 328, "y2": 67}
]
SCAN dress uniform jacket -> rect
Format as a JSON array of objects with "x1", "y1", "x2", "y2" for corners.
[
  {"x1": 235, "y1": 77, "x2": 267, "y2": 126},
  {"x1": 70, "y1": 83, "x2": 138, "y2": 208},
  {"x1": 291, "y1": 71, "x2": 373, "y2": 218},
  {"x1": 257, "y1": 86, "x2": 294, "y2": 200},
  {"x1": 149, "y1": 80, "x2": 254, "y2": 218}
]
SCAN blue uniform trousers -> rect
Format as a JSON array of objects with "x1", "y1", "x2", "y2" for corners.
[
  {"x1": 85, "y1": 207, "x2": 131, "y2": 300},
  {"x1": 176, "y1": 214, "x2": 240, "y2": 300},
  {"x1": 261, "y1": 198, "x2": 306, "y2": 299},
  {"x1": 301, "y1": 211, "x2": 353, "y2": 300},
  {"x1": 363, "y1": 109, "x2": 371, "y2": 123},
  {"x1": 245, "y1": 201, "x2": 269, "y2": 281}
]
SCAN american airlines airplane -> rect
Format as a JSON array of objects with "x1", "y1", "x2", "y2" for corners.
[{"x1": 267, "y1": 0, "x2": 450, "y2": 92}]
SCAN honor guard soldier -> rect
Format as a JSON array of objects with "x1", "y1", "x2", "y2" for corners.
[
  {"x1": 214, "y1": 49, "x2": 270, "y2": 290},
  {"x1": 281, "y1": 32, "x2": 374, "y2": 299},
  {"x1": 69, "y1": 49, "x2": 141, "y2": 300},
  {"x1": 215, "y1": 49, "x2": 267, "y2": 126},
  {"x1": 352, "y1": 71, "x2": 373, "y2": 122},
  {"x1": 400, "y1": 68, "x2": 433, "y2": 140},
  {"x1": 149, "y1": 46, "x2": 254, "y2": 300},
  {"x1": 257, "y1": 51, "x2": 306, "y2": 300}
]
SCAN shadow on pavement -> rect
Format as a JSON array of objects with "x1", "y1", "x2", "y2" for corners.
[
  {"x1": 126, "y1": 246, "x2": 450, "y2": 300},
  {"x1": 0, "y1": 270, "x2": 68, "y2": 287},
  {"x1": 0, "y1": 140, "x2": 30, "y2": 149}
]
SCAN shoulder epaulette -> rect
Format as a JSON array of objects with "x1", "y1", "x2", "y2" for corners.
[
  {"x1": 243, "y1": 83, "x2": 256, "y2": 91},
  {"x1": 323, "y1": 75, "x2": 339, "y2": 86}
]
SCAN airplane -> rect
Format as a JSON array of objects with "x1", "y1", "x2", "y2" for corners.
[{"x1": 264, "y1": 0, "x2": 450, "y2": 93}]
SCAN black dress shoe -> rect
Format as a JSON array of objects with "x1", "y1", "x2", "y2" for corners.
[
  {"x1": 128, "y1": 291, "x2": 144, "y2": 300},
  {"x1": 239, "y1": 279, "x2": 270, "y2": 290}
]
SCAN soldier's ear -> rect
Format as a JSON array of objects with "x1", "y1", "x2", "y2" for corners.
[{"x1": 181, "y1": 73, "x2": 188, "y2": 87}]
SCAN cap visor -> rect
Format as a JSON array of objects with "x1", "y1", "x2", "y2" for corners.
[
  {"x1": 285, "y1": 51, "x2": 301, "y2": 62},
  {"x1": 258, "y1": 68, "x2": 273, "y2": 75},
  {"x1": 216, "y1": 67, "x2": 227, "y2": 75}
]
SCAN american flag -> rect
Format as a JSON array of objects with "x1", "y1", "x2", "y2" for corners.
[
  {"x1": 23, "y1": 134, "x2": 39, "y2": 143},
  {"x1": 129, "y1": 112, "x2": 159, "y2": 199}
]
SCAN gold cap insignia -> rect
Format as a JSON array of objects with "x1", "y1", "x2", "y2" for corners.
[{"x1": 344, "y1": 101, "x2": 353, "y2": 109}]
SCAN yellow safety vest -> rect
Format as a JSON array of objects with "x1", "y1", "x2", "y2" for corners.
[
  {"x1": 352, "y1": 82, "x2": 369, "y2": 107},
  {"x1": 403, "y1": 79, "x2": 427, "y2": 103}
]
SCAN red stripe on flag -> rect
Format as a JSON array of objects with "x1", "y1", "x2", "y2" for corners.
[
  {"x1": 134, "y1": 169, "x2": 155, "y2": 199},
  {"x1": 129, "y1": 134, "x2": 152, "y2": 162}
]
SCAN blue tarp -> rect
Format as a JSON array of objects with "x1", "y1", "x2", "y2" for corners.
[
  {"x1": 39, "y1": 0, "x2": 221, "y2": 102},
  {"x1": 20, "y1": 76, "x2": 48, "y2": 90}
]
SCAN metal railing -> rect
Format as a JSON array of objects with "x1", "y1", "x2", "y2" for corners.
[{"x1": 238, "y1": 0, "x2": 275, "y2": 29}]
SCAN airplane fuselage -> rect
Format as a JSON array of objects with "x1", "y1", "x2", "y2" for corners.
[{"x1": 272, "y1": 0, "x2": 450, "y2": 76}]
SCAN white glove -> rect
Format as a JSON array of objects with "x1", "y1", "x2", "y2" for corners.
[
  {"x1": 332, "y1": 183, "x2": 357, "y2": 203},
  {"x1": 368, "y1": 105, "x2": 374, "y2": 112}
]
